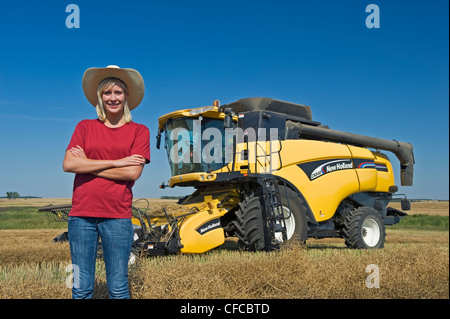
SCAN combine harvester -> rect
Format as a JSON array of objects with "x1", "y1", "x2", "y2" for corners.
[{"x1": 40, "y1": 97, "x2": 414, "y2": 257}]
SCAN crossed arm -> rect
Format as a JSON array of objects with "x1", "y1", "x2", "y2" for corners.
[{"x1": 63, "y1": 145, "x2": 146, "y2": 181}]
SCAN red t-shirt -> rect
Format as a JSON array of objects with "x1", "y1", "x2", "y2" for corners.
[{"x1": 67, "y1": 119, "x2": 150, "y2": 218}]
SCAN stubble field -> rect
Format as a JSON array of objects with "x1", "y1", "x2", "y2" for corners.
[{"x1": 0, "y1": 198, "x2": 448, "y2": 299}]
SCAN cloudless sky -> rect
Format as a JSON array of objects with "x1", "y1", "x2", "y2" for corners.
[{"x1": 0, "y1": 0, "x2": 448, "y2": 200}]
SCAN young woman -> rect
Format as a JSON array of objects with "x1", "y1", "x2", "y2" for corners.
[{"x1": 63, "y1": 65, "x2": 150, "y2": 299}]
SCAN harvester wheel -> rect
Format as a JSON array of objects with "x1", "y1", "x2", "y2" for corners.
[
  {"x1": 343, "y1": 206, "x2": 385, "y2": 249},
  {"x1": 276, "y1": 186, "x2": 309, "y2": 244},
  {"x1": 232, "y1": 186, "x2": 308, "y2": 251},
  {"x1": 233, "y1": 191, "x2": 271, "y2": 251}
]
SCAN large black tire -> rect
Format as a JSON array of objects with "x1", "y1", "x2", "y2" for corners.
[
  {"x1": 232, "y1": 191, "x2": 271, "y2": 251},
  {"x1": 343, "y1": 206, "x2": 386, "y2": 249},
  {"x1": 232, "y1": 186, "x2": 309, "y2": 251}
]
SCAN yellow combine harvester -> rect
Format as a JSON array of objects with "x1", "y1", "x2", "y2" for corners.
[
  {"x1": 40, "y1": 97, "x2": 414, "y2": 257},
  {"x1": 149, "y1": 97, "x2": 414, "y2": 254}
]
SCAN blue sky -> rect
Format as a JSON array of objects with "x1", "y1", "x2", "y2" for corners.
[{"x1": 0, "y1": 0, "x2": 448, "y2": 200}]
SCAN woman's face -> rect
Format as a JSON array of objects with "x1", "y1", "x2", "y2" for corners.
[{"x1": 102, "y1": 83, "x2": 126, "y2": 116}]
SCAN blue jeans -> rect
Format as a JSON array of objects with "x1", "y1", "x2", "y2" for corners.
[{"x1": 68, "y1": 216, "x2": 133, "y2": 299}]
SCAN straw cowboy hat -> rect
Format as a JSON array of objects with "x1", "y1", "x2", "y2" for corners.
[{"x1": 82, "y1": 65, "x2": 145, "y2": 110}]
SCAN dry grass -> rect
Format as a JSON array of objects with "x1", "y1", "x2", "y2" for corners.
[
  {"x1": 0, "y1": 229, "x2": 71, "y2": 265},
  {"x1": 0, "y1": 229, "x2": 448, "y2": 299},
  {"x1": 0, "y1": 200, "x2": 448, "y2": 299},
  {"x1": 132, "y1": 198, "x2": 190, "y2": 218},
  {"x1": 1, "y1": 239, "x2": 447, "y2": 299},
  {"x1": 389, "y1": 201, "x2": 449, "y2": 216},
  {"x1": 130, "y1": 241, "x2": 448, "y2": 299},
  {"x1": 0, "y1": 198, "x2": 73, "y2": 207}
]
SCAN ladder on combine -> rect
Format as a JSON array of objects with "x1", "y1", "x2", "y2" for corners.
[
  {"x1": 259, "y1": 176, "x2": 289, "y2": 244},
  {"x1": 239, "y1": 131, "x2": 289, "y2": 246}
]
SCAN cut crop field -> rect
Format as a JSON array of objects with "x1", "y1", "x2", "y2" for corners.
[{"x1": 0, "y1": 199, "x2": 448, "y2": 299}]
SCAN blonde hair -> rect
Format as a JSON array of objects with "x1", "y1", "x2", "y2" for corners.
[{"x1": 96, "y1": 77, "x2": 132, "y2": 123}]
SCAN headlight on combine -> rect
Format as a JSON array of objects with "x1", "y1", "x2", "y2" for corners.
[{"x1": 189, "y1": 106, "x2": 214, "y2": 116}]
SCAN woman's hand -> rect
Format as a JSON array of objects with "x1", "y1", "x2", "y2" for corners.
[
  {"x1": 69, "y1": 146, "x2": 145, "y2": 167},
  {"x1": 113, "y1": 154, "x2": 147, "y2": 168},
  {"x1": 64, "y1": 145, "x2": 146, "y2": 181},
  {"x1": 69, "y1": 145, "x2": 87, "y2": 158}
]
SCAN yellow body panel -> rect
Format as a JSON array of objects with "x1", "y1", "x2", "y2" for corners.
[
  {"x1": 157, "y1": 103, "x2": 238, "y2": 130},
  {"x1": 348, "y1": 145, "x2": 378, "y2": 192},
  {"x1": 157, "y1": 106, "x2": 224, "y2": 130},
  {"x1": 275, "y1": 164, "x2": 360, "y2": 222},
  {"x1": 179, "y1": 207, "x2": 225, "y2": 254},
  {"x1": 176, "y1": 192, "x2": 238, "y2": 253},
  {"x1": 169, "y1": 172, "x2": 217, "y2": 187},
  {"x1": 271, "y1": 140, "x2": 360, "y2": 222},
  {"x1": 355, "y1": 169, "x2": 378, "y2": 191},
  {"x1": 272, "y1": 141, "x2": 395, "y2": 222},
  {"x1": 373, "y1": 152, "x2": 395, "y2": 192}
]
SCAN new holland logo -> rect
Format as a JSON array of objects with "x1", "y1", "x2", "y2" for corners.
[
  {"x1": 298, "y1": 159, "x2": 354, "y2": 181},
  {"x1": 196, "y1": 218, "x2": 221, "y2": 235}
]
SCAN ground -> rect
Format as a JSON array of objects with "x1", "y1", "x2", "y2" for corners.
[{"x1": 0, "y1": 199, "x2": 448, "y2": 299}]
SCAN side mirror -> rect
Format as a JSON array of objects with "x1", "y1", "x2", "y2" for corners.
[
  {"x1": 156, "y1": 130, "x2": 162, "y2": 150},
  {"x1": 401, "y1": 198, "x2": 411, "y2": 211}
]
